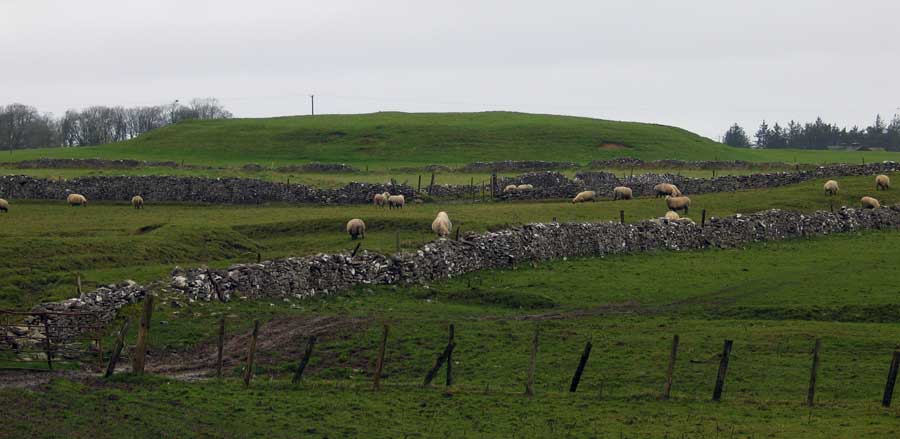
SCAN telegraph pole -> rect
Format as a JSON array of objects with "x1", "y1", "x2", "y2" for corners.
[{"x1": 310, "y1": 95, "x2": 315, "y2": 116}]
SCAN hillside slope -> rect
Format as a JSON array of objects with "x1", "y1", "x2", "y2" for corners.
[{"x1": 7, "y1": 112, "x2": 899, "y2": 167}]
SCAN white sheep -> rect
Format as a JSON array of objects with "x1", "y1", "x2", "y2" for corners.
[
  {"x1": 516, "y1": 184, "x2": 534, "y2": 191},
  {"x1": 665, "y1": 195, "x2": 691, "y2": 214},
  {"x1": 503, "y1": 185, "x2": 518, "y2": 194},
  {"x1": 664, "y1": 211, "x2": 680, "y2": 221},
  {"x1": 374, "y1": 192, "x2": 388, "y2": 207},
  {"x1": 132, "y1": 195, "x2": 144, "y2": 209},
  {"x1": 861, "y1": 196, "x2": 880, "y2": 209},
  {"x1": 388, "y1": 194, "x2": 405, "y2": 209},
  {"x1": 613, "y1": 186, "x2": 633, "y2": 200},
  {"x1": 823, "y1": 180, "x2": 839, "y2": 196},
  {"x1": 431, "y1": 211, "x2": 452, "y2": 238},
  {"x1": 876, "y1": 175, "x2": 890, "y2": 191},
  {"x1": 572, "y1": 190, "x2": 596, "y2": 204},
  {"x1": 653, "y1": 183, "x2": 681, "y2": 198},
  {"x1": 67, "y1": 193, "x2": 88, "y2": 207},
  {"x1": 346, "y1": 218, "x2": 366, "y2": 239},
  {"x1": 0, "y1": 198, "x2": 8, "y2": 213}
]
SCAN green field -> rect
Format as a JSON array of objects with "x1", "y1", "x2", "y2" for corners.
[
  {"x1": 4, "y1": 112, "x2": 899, "y2": 169},
  {"x1": 4, "y1": 230, "x2": 900, "y2": 437},
  {"x1": 4, "y1": 112, "x2": 900, "y2": 438},
  {"x1": 1, "y1": 172, "x2": 896, "y2": 310}
]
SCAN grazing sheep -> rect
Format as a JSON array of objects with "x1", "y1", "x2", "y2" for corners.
[
  {"x1": 612, "y1": 186, "x2": 633, "y2": 200},
  {"x1": 374, "y1": 192, "x2": 388, "y2": 207},
  {"x1": 676, "y1": 217, "x2": 696, "y2": 225},
  {"x1": 346, "y1": 218, "x2": 366, "y2": 239},
  {"x1": 876, "y1": 175, "x2": 890, "y2": 191},
  {"x1": 131, "y1": 195, "x2": 144, "y2": 209},
  {"x1": 823, "y1": 180, "x2": 839, "y2": 196},
  {"x1": 431, "y1": 211, "x2": 452, "y2": 238},
  {"x1": 861, "y1": 196, "x2": 880, "y2": 209},
  {"x1": 516, "y1": 184, "x2": 534, "y2": 191},
  {"x1": 0, "y1": 198, "x2": 8, "y2": 213},
  {"x1": 572, "y1": 190, "x2": 596, "y2": 204},
  {"x1": 67, "y1": 194, "x2": 88, "y2": 207},
  {"x1": 665, "y1": 195, "x2": 691, "y2": 214},
  {"x1": 503, "y1": 185, "x2": 518, "y2": 194},
  {"x1": 653, "y1": 183, "x2": 681, "y2": 198},
  {"x1": 664, "y1": 211, "x2": 680, "y2": 221},
  {"x1": 388, "y1": 194, "x2": 405, "y2": 209}
]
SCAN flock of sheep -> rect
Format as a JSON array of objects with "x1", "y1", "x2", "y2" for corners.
[
  {"x1": 343, "y1": 174, "x2": 893, "y2": 240},
  {"x1": 0, "y1": 193, "x2": 145, "y2": 212}
]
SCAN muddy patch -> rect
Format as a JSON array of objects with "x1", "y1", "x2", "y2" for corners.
[{"x1": 149, "y1": 315, "x2": 371, "y2": 377}]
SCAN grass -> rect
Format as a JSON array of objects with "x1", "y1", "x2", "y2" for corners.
[
  {"x1": 1, "y1": 172, "x2": 897, "y2": 310},
  {"x1": 5, "y1": 230, "x2": 900, "y2": 437},
  {"x1": 4, "y1": 112, "x2": 900, "y2": 169}
]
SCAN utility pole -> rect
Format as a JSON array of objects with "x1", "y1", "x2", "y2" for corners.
[{"x1": 310, "y1": 94, "x2": 315, "y2": 116}]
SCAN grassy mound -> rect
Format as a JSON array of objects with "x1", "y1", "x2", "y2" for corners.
[{"x1": 8, "y1": 112, "x2": 899, "y2": 168}]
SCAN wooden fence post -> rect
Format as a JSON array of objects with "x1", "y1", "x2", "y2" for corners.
[
  {"x1": 216, "y1": 318, "x2": 225, "y2": 379},
  {"x1": 569, "y1": 341, "x2": 592, "y2": 392},
  {"x1": 104, "y1": 318, "x2": 130, "y2": 378},
  {"x1": 446, "y1": 324, "x2": 455, "y2": 386},
  {"x1": 243, "y1": 320, "x2": 260, "y2": 387},
  {"x1": 373, "y1": 324, "x2": 389, "y2": 390},
  {"x1": 42, "y1": 315, "x2": 53, "y2": 370},
  {"x1": 351, "y1": 242, "x2": 361, "y2": 257},
  {"x1": 807, "y1": 338, "x2": 821, "y2": 407},
  {"x1": 76, "y1": 275, "x2": 83, "y2": 297},
  {"x1": 712, "y1": 339, "x2": 733, "y2": 401},
  {"x1": 661, "y1": 334, "x2": 679, "y2": 400},
  {"x1": 470, "y1": 177, "x2": 475, "y2": 203},
  {"x1": 701, "y1": 209, "x2": 707, "y2": 227},
  {"x1": 132, "y1": 294, "x2": 154, "y2": 375},
  {"x1": 428, "y1": 173, "x2": 435, "y2": 195},
  {"x1": 619, "y1": 210, "x2": 625, "y2": 224},
  {"x1": 418, "y1": 175, "x2": 422, "y2": 193},
  {"x1": 292, "y1": 335, "x2": 317, "y2": 383},
  {"x1": 882, "y1": 351, "x2": 900, "y2": 407},
  {"x1": 525, "y1": 325, "x2": 539, "y2": 396},
  {"x1": 423, "y1": 341, "x2": 456, "y2": 386}
]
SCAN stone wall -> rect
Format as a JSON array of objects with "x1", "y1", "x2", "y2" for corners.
[
  {"x1": 493, "y1": 162, "x2": 900, "y2": 201},
  {"x1": 15, "y1": 203, "x2": 898, "y2": 346},
  {"x1": 588, "y1": 158, "x2": 796, "y2": 170},
  {"x1": 0, "y1": 175, "x2": 414, "y2": 205}
]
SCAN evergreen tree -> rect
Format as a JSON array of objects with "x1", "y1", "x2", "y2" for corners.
[
  {"x1": 723, "y1": 123, "x2": 751, "y2": 147},
  {"x1": 754, "y1": 120, "x2": 770, "y2": 148}
]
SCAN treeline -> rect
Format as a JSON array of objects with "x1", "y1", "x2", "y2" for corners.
[
  {"x1": 0, "y1": 98, "x2": 232, "y2": 150},
  {"x1": 723, "y1": 114, "x2": 900, "y2": 150}
]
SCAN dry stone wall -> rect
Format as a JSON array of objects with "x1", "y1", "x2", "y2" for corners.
[
  {"x1": 0, "y1": 175, "x2": 414, "y2": 205},
  {"x1": 13, "y1": 204, "x2": 900, "y2": 344}
]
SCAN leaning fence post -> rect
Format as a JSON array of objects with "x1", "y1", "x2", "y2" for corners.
[
  {"x1": 216, "y1": 318, "x2": 225, "y2": 379},
  {"x1": 373, "y1": 324, "x2": 389, "y2": 391},
  {"x1": 132, "y1": 294, "x2": 154, "y2": 375},
  {"x1": 104, "y1": 318, "x2": 130, "y2": 378},
  {"x1": 423, "y1": 341, "x2": 456, "y2": 386},
  {"x1": 76, "y1": 275, "x2": 83, "y2": 297},
  {"x1": 569, "y1": 340, "x2": 592, "y2": 392},
  {"x1": 882, "y1": 351, "x2": 900, "y2": 407},
  {"x1": 807, "y1": 338, "x2": 821, "y2": 407},
  {"x1": 428, "y1": 173, "x2": 436, "y2": 195},
  {"x1": 351, "y1": 242, "x2": 361, "y2": 257},
  {"x1": 243, "y1": 320, "x2": 260, "y2": 387},
  {"x1": 701, "y1": 209, "x2": 707, "y2": 227},
  {"x1": 712, "y1": 339, "x2": 733, "y2": 401},
  {"x1": 525, "y1": 325, "x2": 539, "y2": 396},
  {"x1": 661, "y1": 334, "x2": 679, "y2": 400},
  {"x1": 292, "y1": 335, "x2": 317, "y2": 383}
]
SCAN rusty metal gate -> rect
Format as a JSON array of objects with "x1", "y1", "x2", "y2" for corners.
[{"x1": 0, "y1": 310, "x2": 105, "y2": 370}]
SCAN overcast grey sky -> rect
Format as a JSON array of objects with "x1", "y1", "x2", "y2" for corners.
[{"x1": 3, "y1": 0, "x2": 899, "y2": 139}]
